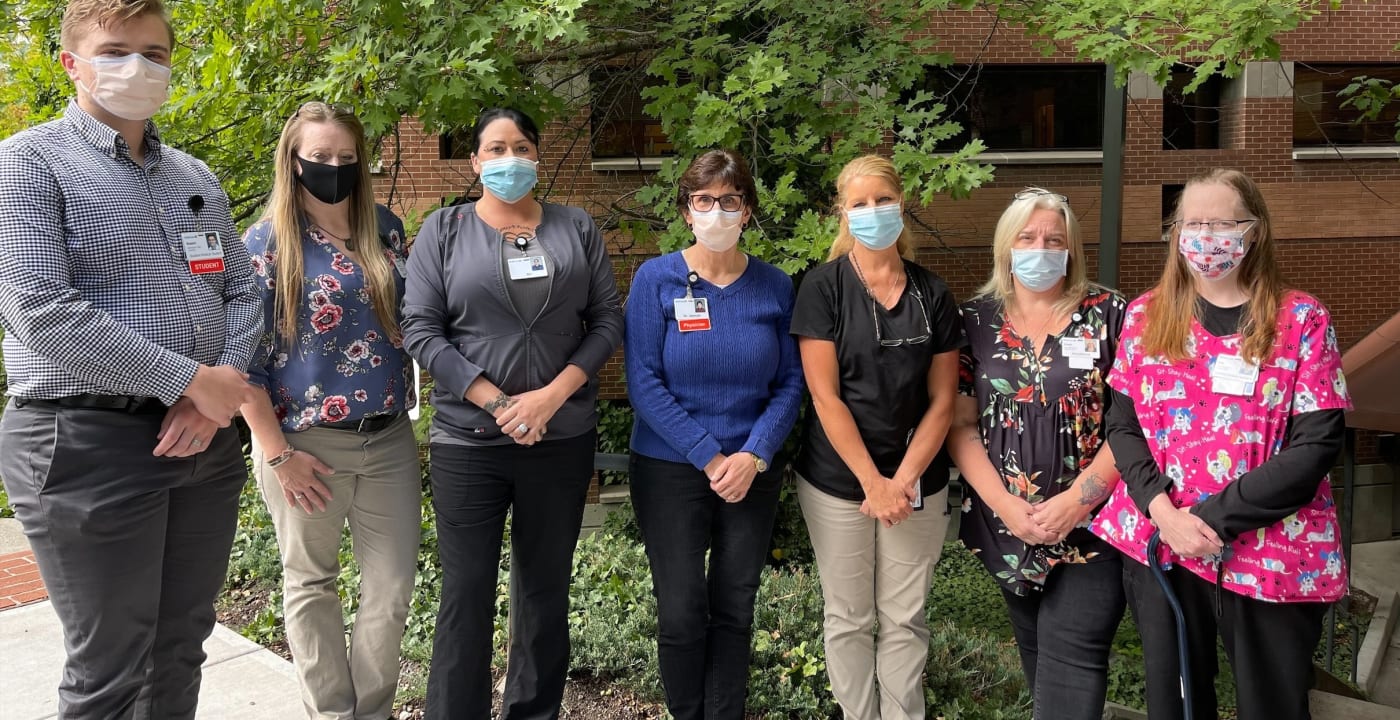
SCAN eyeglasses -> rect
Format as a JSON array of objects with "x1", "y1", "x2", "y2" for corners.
[
  {"x1": 1178, "y1": 219, "x2": 1256, "y2": 233},
  {"x1": 688, "y1": 194, "x2": 745, "y2": 212},
  {"x1": 1014, "y1": 189, "x2": 1069, "y2": 205},
  {"x1": 872, "y1": 277, "x2": 932, "y2": 347}
]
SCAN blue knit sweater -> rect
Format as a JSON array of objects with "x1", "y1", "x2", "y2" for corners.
[{"x1": 625, "y1": 251, "x2": 804, "y2": 469}]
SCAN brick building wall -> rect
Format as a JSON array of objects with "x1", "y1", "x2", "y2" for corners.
[{"x1": 375, "y1": 2, "x2": 1400, "y2": 413}]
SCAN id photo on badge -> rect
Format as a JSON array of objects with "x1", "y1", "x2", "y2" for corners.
[{"x1": 694, "y1": 298, "x2": 707, "y2": 314}]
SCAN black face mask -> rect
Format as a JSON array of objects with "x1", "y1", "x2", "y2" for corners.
[{"x1": 296, "y1": 157, "x2": 359, "y2": 205}]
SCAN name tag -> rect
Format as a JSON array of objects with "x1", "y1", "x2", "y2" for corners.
[
  {"x1": 392, "y1": 255, "x2": 408, "y2": 279},
  {"x1": 674, "y1": 297, "x2": 712, "y2": 332},
  {"x1": 507, "y1": 256, "x2": 548, "y2": 280},
  {"x1": 180, "y1": 231, "x2": 224, "y2": 274},
  {"x1": 1212, "y1": 354, "x2": 1259, "y2": 396},
  {"x1": 1061, "y1": 337, "x2": 1100, "y2": 370}
]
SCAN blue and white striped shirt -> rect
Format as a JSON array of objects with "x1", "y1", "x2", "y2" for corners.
[{"x1": 0, "y1": 100, "x2": 261, "y2": 405}]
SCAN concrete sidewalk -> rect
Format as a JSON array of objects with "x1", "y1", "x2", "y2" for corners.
[{"x1": 0, "y1": 518, "x2": 304, "y2": 720}]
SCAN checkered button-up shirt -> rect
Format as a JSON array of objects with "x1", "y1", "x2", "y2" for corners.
[{"x1": 0, "y1": 100, "x2": 261, "y2": 406}]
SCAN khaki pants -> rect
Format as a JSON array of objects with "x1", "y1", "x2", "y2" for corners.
[
  {"x1": 797, "y1": 476, "x2": 950, "y2": 720},
  {"x1": 253, "y1": 416, "x2": 422, "y2": 720}
]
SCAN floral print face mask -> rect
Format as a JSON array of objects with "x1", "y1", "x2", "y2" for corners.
[{"x1": 1178, "y1": 228, "x2": 1247, "y2": 280}]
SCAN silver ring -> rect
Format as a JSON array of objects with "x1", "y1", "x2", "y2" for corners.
[
  {"x1": 295, "y1": 493, "x2": 305, "y2": 499},
  {"x1": 190, "y1": 437, "x2": 202, "y2": 448},
  {"x1": 516, "y1": 423, "x2": 529, "y2": 434}
]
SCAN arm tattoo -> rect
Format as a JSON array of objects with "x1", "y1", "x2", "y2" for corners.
[
  {"x1": 482, "y1": 392, "x2": 515, "y2": 415},
  {"x1": 1078, "y1": 472, "x2": 1109, "y2": 506}
]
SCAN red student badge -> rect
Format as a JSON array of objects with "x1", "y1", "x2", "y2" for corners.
[
  {"x1": 180, "y1": 231, "x2": 225, "y2": 274},
  {"x1": 674, "y1": 297, "x2": 712, "y2": 332}
]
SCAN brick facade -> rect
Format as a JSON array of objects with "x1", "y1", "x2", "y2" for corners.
[{"x1": 374, "y1": 2, "x2": 1400, "y2": 419}]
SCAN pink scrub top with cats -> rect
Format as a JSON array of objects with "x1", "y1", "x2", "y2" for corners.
[{"x1": 1092, "y1": 290, "x2": 1352, "y2": 603}]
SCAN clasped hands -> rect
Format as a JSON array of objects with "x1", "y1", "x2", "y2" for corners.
[
  {"x1": 995, "y1": 492, "x2": 1089, "y2": 547},
  {"x1": 491, "y1": 388, "x2": 565, "y2": 446},
  {"x1": 156, "y1": 364, "x2": 259, "y2": 458},
  {"x1": 704, "y1": 452, "x2": 759, "y2": 503}
]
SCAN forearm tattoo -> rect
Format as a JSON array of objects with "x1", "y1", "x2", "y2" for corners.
[
  {"x1": 483, "y1": 392, "x2": 515, "y2": 415},
  {"x1": 1078, "y1": 472, "x2": 1109, "y2": 506}
]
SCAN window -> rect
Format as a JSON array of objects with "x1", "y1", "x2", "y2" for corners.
[
  {"x1": 1294, "y1": 64, "x2": 1400, "y2": 146},
  {"x1": 1162, "y1": 67, "x2": 1223, "y2": 150},
  {"x1": 438, "y1": 128, "x2": 472, "y2": 160},
  {"x1": 911, "y1": 65, "x2": 1106, "y2": 151},
  {"x1": 589, "y1": 66, "x2": 674, "y2": 159}
]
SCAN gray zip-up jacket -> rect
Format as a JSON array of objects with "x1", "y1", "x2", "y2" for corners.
[{"x1": 402, "y1": 201, "x2": 623, "y2": 444}]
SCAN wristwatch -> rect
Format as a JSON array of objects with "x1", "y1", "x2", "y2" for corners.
[{"x1": 752, "y1": 454, "x2": 769, "y2": 473}]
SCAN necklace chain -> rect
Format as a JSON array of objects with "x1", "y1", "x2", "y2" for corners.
[{"x1": 849, "y1": 254, "x2": 901, "y2": 308}]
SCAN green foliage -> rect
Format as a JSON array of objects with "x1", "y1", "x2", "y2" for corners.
[
  {"x1": 995, "y1": 0, "x2": 1344, "y2": 92},
  {"x1": 594, "y1": 399, "x2": 633, "y2": 485},
  {"x1": 1340, "y1": 75, "x2": 1400, "y2": 141}
]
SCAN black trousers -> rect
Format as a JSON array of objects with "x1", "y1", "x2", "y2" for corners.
[
  {"x1": 629, "y1": 454, "x2": 782, "y2": 720},
  {"x1": 1002, "y1": 554, "x2": 1126, "y2": 720},
  {"x1": 425, "y1": 431, "x2": 595, "y2": 720},
  {"x1": 0, "y1": 402, "x2": 246, "y2": 720},
  {"x1": 1122, "y1": 557, "x2": 1329, "y2": 720}
]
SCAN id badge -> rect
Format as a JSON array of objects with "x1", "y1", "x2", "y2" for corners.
[
  {"x1": 674, "y1": 297, "x2": 712, "y2": 332},
  {"x1": 1212, "y1": 354, "x2": 1259, "y2": 396},
  {"x1": 180, "y1": 231, "x2": 224, "y2": 274},
  {"x1": 392, "y1": 255, "x2": 408, "y2": 279},
  {"x1": 910, "y1": 478, "x2": 923, "y2": 510},
  {"x1": 507, "y1": 256, "x2": 548, "y2": 280},
  {"x1": 1061, "y1": 337, "x2": 1100, "y2": 370}
]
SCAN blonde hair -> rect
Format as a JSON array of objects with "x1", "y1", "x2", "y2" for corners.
[
  {"x1": 826, "y1": 155, "x2": 914, "y2": 261},
  {"x1": 977, "y1": 188, "x2": 1091, "y2": 317},
  {"x1": 264, "y1": 102, "x2": 399, "y2": 345},
  {"x1": 1142, "y1": 168, "x2": 1285, "y2": 365},
  {"x1": 61, "y1": 0, "x2": 173, "y2": 50}
]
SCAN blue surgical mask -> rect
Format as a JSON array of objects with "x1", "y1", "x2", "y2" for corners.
[
  {"x1": 479, "y1": 156, "x2": 538, "y2": 203},
  {"x1": 846, "y1": 204, "x2": 904, "y2": 250},
  {"x1": 1010, "y1": 248, "x2": 1069, "y2": 292}
]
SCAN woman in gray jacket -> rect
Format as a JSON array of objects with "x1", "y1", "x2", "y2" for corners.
[{"x1": 402, "y1": 107, "x2": 624, "y2": 720}]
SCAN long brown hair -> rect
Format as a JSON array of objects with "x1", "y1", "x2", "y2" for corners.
[
  {"x1": 264, "y1": 102, "x2": 399, "y2": 345},
  {"x1": 1142, "y1": 168, "x2": 1285, "y2": 364},
  {"x1": 826, "y1": 155, "x2": 914, "y2": 261}
]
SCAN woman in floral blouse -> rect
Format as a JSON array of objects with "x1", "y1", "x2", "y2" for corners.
[
  {"x1": 240, "y1": 102, "x2": 420, "y2": 720},
  {"x1": 947, "y1": 188, "x2": 1126, "y2": 720}
]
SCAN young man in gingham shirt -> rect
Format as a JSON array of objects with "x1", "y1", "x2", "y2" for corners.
[{"x1": 0, "y1": 1, "x2": 261, "y2": 717}]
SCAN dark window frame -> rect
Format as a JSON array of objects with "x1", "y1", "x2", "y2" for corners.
[
  {"x1": 908, "y1": 64, "x2": 1108, "y2": 152},
  {"x1": 1293, "y1": 63, "x2": 1400, "y2": 147},
  {"x1": 589, "y1": 65, "x2": 675, "y2": 160}
]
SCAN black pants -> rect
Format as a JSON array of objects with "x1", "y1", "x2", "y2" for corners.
[
  {"x1": 1002, "y1": 554, "x2": 1126, "y2": 720},
  {"x1": 1123, "y1": 558, "x2": 1329, "y2": 720},
  {"x1": 629, "y1": 454, "x2": 782, "y2": 720},
  {"x1": 425, "y1": 431, "x2": 595, "y2": 720},
  {"x1": 0, "y1": 402, "x2": 246, "y2": 720}
]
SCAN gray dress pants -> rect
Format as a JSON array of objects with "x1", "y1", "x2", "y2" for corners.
[{"x1": 0, "y1": 401, "x2": 246, "y2": 720}]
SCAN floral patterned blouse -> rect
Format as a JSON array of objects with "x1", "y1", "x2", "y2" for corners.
[
  {"x1": 957, "y1": 288, "x2": 1127, "y2": 595},
  {"x1": 243, "y1": 207, "x2": 416, "y2": 432}
]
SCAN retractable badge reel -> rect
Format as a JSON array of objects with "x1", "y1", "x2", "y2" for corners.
[
  {"x1": 674, "y1": 270, "x2": 712, "y2": 332},
  {"x1": 178, "y1": 195, "x2": 225, "y2": 274}
]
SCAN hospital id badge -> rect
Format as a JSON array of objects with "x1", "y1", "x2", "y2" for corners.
[
  {"x1": 674, "y1": 297, "x2": 712, "y2": 332},
  {"x1": 180, "y1": 231, "x2": 224, "y2": 274},
  {"x1": 507, "y1": 256, "x2": 548, "y2": 280},
  {"x1": 1061, "y1": 337, "x2": 1100, "y2": 370},
  {"x1": 1212, "y1": 354, "x2": 1259, "y2": 396}
]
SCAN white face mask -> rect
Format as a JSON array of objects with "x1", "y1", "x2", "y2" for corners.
[
  {"x1": 70, "y1": 52, "x2": 171, "y2": 121},
  {"x1": 690, "y1": 208, "x2": 745, "y2": 252}
]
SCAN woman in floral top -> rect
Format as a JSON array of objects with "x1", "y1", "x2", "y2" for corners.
[
  {"x1": 948, "y1": 189, "x2": 1126, "y2": 720},
  {"x1": 240, "y1": 102, "x2": 420, "y2": 720}
]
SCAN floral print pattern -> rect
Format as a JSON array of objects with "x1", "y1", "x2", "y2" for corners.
[
  {"x1": 957, "y1": 289, "x2": 1127, "y2": 594},
  {"x1": 243, "y1": 214, "x2": 416, "y2": 433}
]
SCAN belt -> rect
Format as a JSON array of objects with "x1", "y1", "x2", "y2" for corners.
[
  {"x1": 12, "y1": 394, "x2": 167, "y2": 414},
  {"x1": 318, "y1": 413, "x2": 403, "y2": 433}
]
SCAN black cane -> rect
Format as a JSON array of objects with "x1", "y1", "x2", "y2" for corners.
[{"x1": 1147, "y1": 529, "x2": 1193, "y2": 720}]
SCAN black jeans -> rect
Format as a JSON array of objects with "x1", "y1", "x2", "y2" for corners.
[
  {"x1": 425, "y1": 431, "x2": 595, "y2": 720},
  {"x1": 1001, "y1": 553, "x2": 1126, "y2": 720},
  {"x1": 629, "y1": 454, "x2": 783, "y2": 720},
  {"x1": 1122, "y1": 557, "x2": 1329, "y2": 720}
]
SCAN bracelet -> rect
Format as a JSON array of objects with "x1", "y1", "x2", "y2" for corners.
[{"x1": 267, "y1": 446, "x2": 296, "y2": 468}]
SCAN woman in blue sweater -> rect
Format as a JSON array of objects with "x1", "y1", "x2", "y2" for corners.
[{"x1": 625, "y1": 149, "x2": 805, "y2": 720}]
